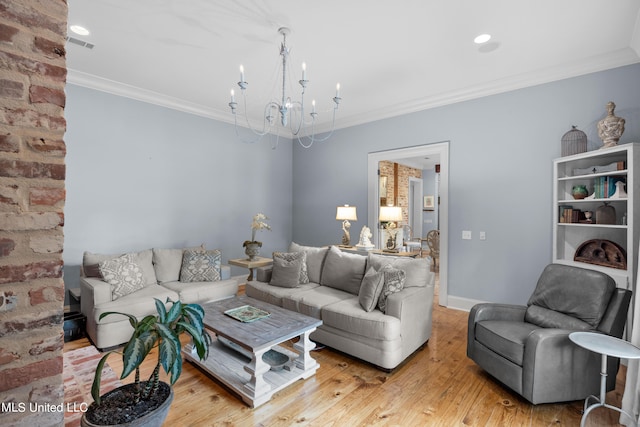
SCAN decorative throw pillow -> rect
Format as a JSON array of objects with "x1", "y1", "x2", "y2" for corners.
[
  {"x1": 289, "y1": 242, "x2": 328, "y2": 283},
  {"x1": 179, "y1": 249, "x2": 221, "y2": 282},
  {"x1": 98, "y1": 253, "x2": 146, "y2": 300},
  {"x1": 359, "y1": 267, "x2": 386, "y2": 312},
  {"x1": 377, "y1": 264, "x2": 406, "y2": 313},
  {"x1": 270, "y1": 251, "x2": 304, "y2": 288}
]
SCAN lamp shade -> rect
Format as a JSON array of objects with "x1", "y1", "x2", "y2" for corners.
[
  {"x1": 336, "y1": 205, "x2": 357, "y2": 221},
  {"x1": 379, "y1": 206, "x2": 402, "y2": 222}
]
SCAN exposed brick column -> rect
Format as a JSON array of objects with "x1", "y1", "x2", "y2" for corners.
[
  {"x1": 378, "y1": 160, "x2": 422, "y2": 223},
  {"x1": 0, "y1": 1, "x2": 67, "y2": 425}
]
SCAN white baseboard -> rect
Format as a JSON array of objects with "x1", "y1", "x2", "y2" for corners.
[{"x1": 444, "y1": 295, "x2": 485, "y2": 312}]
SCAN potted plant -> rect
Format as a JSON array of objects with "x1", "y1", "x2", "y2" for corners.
[
  {"x1": 81, "y1": 298, "x2": 211, "y2": 427},
  {"x1": 242, "y1": 212, "x2": 271, "y2": 260}
]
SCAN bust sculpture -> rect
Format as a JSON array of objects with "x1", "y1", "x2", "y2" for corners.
[
  {"x1": 356, "y1": 225, "x2": 375, "y2": 249},
  {"x1": 597, "y1": 101, "x2": 625, "y2": 148}
]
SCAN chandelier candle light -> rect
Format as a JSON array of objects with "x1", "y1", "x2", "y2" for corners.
[{"x1": 229, "y1": 27, "x2": 342, "y2": 148}]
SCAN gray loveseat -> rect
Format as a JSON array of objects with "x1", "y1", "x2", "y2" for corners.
[
  {"x1": 80, "y1": 247, "x2": 239, "y2": 349},
  {"x1": 246, "y1": 243, "x2": 435, "y2": 370}
]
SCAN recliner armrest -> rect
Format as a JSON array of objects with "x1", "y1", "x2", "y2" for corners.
[{"x1": 467, "y1": 303, "x2": 527, "y2": 360}]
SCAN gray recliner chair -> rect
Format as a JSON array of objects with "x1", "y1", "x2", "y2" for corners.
[{"x1": 467, "y1": 263, "x2": 632, "y2": 404}]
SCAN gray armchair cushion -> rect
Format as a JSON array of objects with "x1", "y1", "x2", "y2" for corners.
[
  {"x1": 475, "y1": 320, "x2": 539, "y2": 366},
  {"x1": 526, "y1": 264, "x2": 615, "y2": 328}
]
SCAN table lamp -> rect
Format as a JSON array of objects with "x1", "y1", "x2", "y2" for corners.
[
  {"x1": 336, "y1": 205, "x2": 357, "y2": 246},
  {"x1": 379, "y1": 205, "x2": 403, "y2": 251}
]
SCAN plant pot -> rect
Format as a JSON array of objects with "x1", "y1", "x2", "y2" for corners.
[
  {"x1": 244, "y1": 241, "x2": 261, "y2": 261},
  {"x1": 81, "y1": 382, "x2": 173, "y2": 427}
]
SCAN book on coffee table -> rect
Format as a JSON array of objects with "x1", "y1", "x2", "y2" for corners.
[{"x1": 224, "y1": 305, "x2": 270, "y2": 323}]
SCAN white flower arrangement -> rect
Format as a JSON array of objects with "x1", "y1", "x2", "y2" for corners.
[{"x1": 244, "y1": 213, "x2": 271, "y2": 247}]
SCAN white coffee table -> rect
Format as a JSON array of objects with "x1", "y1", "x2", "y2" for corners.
[
  {"x1": 569, "y1": 332, "x2": 640, "y2": 427},
  {"x1": 183, "y1": 296, "x2": 321, "y2": 408}
]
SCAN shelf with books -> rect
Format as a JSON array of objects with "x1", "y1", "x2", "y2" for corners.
[{"x1": 553, "y1": 143, "x2": 639, "y2": 291}]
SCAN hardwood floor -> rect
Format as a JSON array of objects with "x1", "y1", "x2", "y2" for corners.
[{"x1": 64, "y1": 302, "x2": 627, "y2": 426}]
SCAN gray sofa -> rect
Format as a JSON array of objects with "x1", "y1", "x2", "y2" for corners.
[
  {"x1": 80, "y1": 247, "x2": 239, "y2": 349},
  {"x1": 246, "y1": 243, "x2": 435, "y2": 370}
]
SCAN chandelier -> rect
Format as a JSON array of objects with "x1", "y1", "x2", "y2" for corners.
[{"x1": 228, "y1": 27, "x2": 342, "y2": 148}]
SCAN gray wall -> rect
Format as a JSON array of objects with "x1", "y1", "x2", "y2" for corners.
[
  {"x1": 292, "y1": 63, "x2": 640, "y2": 305},
  {"x1": 64, "y1": 64, "x2": 640, "y2": 308},
  {"x1": 63, "y1": 85, "x2": 293, "y2": 306}
]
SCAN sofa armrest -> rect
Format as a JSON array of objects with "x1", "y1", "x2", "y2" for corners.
[
  {"x1": 220, "y1": 264, "x2": 231, "y2": 280},
  {"x1": 386, "y1": 286, "x2": 435, "y2": 355},
  {"x1": 80, "y1": 276, "x2": 112, "y2": 317},
  {"x1": 256, "y1": 266, "x2": 272, "y2": 283}
]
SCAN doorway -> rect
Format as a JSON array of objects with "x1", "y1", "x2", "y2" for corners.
[{"x1": 367, "y1": 141, "x2": 449, "y2": 306}]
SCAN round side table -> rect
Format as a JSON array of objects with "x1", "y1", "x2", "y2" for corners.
[{"x1": 569, "y1": 331, "x2": 640, "y2": 427}]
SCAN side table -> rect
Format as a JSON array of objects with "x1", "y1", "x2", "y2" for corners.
[
  {"x1": 228, "y1": 257, "x2": 273, "y2": 281},
  {"x1": 569, "y1": 331, "x2": 640, "y2": 427}
]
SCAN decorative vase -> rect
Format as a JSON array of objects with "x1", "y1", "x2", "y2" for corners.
[
  {"x1": 597, "y1": 101, "x2": 625, "y2": 148},
  {"x1": 596, "y1": 203, "x2": 616, "y2": 225},
  {"x1": 244, "y1": 241, "x2": 261, "y2": 261},
  {"x1": 571, "y1": 185, "x2": 589, "y2": 200}
]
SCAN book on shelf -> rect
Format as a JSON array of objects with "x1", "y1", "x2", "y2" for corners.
[
  {"x1": 593, "y1": 176, "x2": 625, "y2": 199},
  {"x1": 559, "y1": 207, "x2": 586, "y2": 223}
]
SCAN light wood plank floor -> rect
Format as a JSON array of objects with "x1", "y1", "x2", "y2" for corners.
[{"x1": 65, "y1": 301, "x2": 627, "y2": 426}]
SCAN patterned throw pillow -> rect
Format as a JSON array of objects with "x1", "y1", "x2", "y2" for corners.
[
  {"x1": 179, "y1": 249, "x2": 221, "y2": 282},
  {"x1": 270, "y1": 251, "x2": 305, "y2": 288},
  {"x1": 377, "y1": 264, "x2": 406, "y2": 313},
  {"x1": 98, "y1": 253, "x2": 146, "y2": 300},
  {"x1": 277, "y1": 251, "x2": 309, "y2": 284}
]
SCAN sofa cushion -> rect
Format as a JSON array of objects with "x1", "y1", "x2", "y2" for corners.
[
  {"x1": 377, "y1": 265, "x2": 405, "y2": 313},
  {"x1": 475, "y1": 320, "x2": 540, "y2": 366},
  {"x1": 98, "y1": 253, "x2": 147, "y2": 300},
  {"x1": 84, "y1": 249, "x2": 157, "y2": 286},
  {"x1": 367, "y1": 253, "x2": 430, "y2": 288},
  {"x1": 320, "y1": 246, "x2": 367, "y2": 295},
  {"x1": 359, "y1": 267, "x2": 386, "y2": 312},
  {"x1": 270, "y1": 251, "x2": 305, "y2": 288},
  {"x1": 284, "y1": 286, "x2": 354, "y2": 319},
  {"x1": 526, "y1": 264, "x2": 615, "y2": 328},
  {"x1": 161, "y1": 278, "x2": 239, "y2": 305},
  {"x1": 322, "y1": 298, "x2": 402, "y2": 341},
  {"x1": 245, "y1": 280, "x2": 319, "y2": 307},
  {"x1": 153, "y1": 245, "x2": 205, "y2": 284},
  {"x1": 179, "y1": 248, "x2": 221, "y2": 282},
  {"x1": 289, "y1": 242, "x2": 328, "y2": 284}
]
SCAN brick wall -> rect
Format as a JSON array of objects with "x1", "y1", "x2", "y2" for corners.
[
  {"x1": 0, "y1": 1, "x2": 67, "y2": 425},
  {"x1": 379, "y1": 161, "x2": 422, "y2": 223}
]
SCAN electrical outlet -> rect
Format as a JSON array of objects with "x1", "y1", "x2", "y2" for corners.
[
  {"x1": 479, "y1": 231, "x2": 486, "y2": 240},
  {"x1": 462, "y1": 230, "x2": 472, "y2": 240}
]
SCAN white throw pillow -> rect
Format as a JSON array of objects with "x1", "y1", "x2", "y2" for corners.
[{"x1": 99, "y1": 253, "x2": 146, "y2": 300}]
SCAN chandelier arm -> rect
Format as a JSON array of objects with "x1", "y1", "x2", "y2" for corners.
[{"x1": 295, "y1": 104, "x2": 339, "y2": 147}]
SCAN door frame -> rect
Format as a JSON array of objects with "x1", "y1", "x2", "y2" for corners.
[{"x1": 367, "y1": 141, "x2": 449, "y2": 306}]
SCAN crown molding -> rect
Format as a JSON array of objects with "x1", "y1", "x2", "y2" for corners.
[
  {"x1": 67, "y1": 48, "x2": 640, "y2": 136},
  {"x1": 331, "y1": 48, "x2": 640, "y2": 132}
]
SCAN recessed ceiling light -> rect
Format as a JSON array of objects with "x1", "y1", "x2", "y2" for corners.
[
  {"x1": 70, "y1": 25, "x2": 90, "y2": 36},
  {"x1": 474, "y1": 34, "x2": 491, "y2": 44}
]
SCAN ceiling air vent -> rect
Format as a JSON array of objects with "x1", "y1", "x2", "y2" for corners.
[{"x1": 66, "y1": 36, "x2": 94, "y2": 49}]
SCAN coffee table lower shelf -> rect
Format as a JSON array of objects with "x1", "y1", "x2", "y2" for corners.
[{"x1": 184, "y1": 332, "x2": 319, "y2": 408}]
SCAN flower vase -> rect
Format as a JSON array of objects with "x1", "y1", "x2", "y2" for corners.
[{"x1": 243, "y1": 241, "x2": 261, "y2": 261}]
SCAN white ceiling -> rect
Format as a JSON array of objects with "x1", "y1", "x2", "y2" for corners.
[{"x1": 66, "y1": 0, "x2": 640, "y2": 137}]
